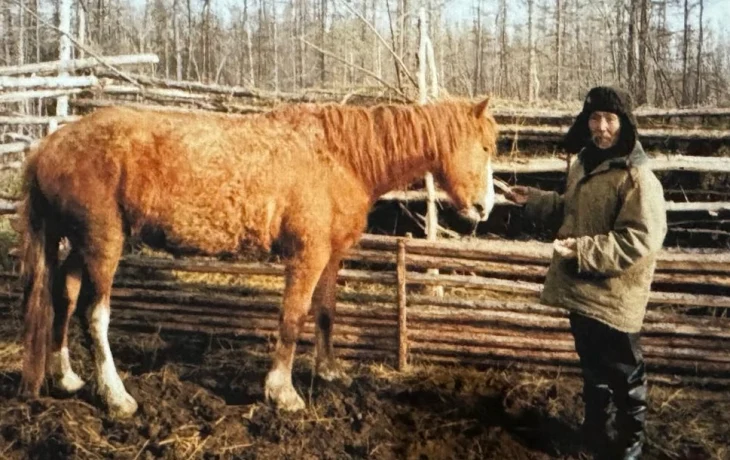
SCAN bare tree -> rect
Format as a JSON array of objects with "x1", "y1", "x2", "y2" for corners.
[
  {"x1": 472, "y1": 0, "x2": 483, "y2": 96},
  {"x1": 319, "y1": 0, "x2": 327, "y2": 86},
  {"x1": 554, "y1": 0, "x2": 562, "y2": 99},
  {"x1": 627, "y1": 0, "x2": 637, "y2": 97},
  {"x1": 681, "y1": 0, "x2": 691, "y2": 105},
  {"x1": 497, "y1": 0, "x2": 507, "y2": 97},
  {"x1": 173, "y1": 0, "x2": 182, "y2": 80},
  {"x1": 636, "y1": 0, "x2": 649, "y2": 105},
  {"x1": 694, "y1": 0, "x2": 704, "y2": 105},
  {"x1": 527, "y1": 0, "x2": 536, "y2": 102}
]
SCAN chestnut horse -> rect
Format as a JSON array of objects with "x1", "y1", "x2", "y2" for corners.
[{"x1": 19, "y1": 98, "x2": 498, "y2": 416}]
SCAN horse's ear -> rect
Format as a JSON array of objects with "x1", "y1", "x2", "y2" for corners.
[{"x1": 472, "y1": 97, "x2": 491, "y2": 118}]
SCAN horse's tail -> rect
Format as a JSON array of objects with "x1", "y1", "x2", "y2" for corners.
[{"x1": 19, "y1": 162, "x2": 58, "y2": 397}]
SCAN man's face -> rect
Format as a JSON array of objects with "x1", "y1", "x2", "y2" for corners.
[{"x1": 588, "y1": 111, "x2": 621, "y2": 149}]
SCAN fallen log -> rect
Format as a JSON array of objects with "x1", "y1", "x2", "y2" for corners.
[
  {"x1": 500, "y1": 124, "x2": 730, "y2": 141},
  {"x1": 69, "y1": 98, "x2": 264, "y2": 114},
  {"x1": 491, "y1": 155, "x2": 730, "y2": 174},
  {"x1": 0, "y1": 89, "x2": 84, "y2": 103},
  {"x1": 0, "y1": 75, "x2": 99, "y2": 90},
  {"x1": 491, "y1": 106, "x2": 730, "y2": 120},
  {"x1": 0, "y1": 142, "x2": 29, "y2": 156},
  {"x1": 94, "y1": 71, "x2": 409, "y2": 104},
  {"x1": 358, "y1": 234, "x2": 730, "y2": 274},
  {"x1": 0, "y1": 115, "x2": 80, "y2": 125},
  {"x1": 0, "y1": 54, "x2": 159, "y2": 76}
]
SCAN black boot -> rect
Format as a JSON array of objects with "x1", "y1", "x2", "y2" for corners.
[
  {"x1": 614, "y1": 360, "x2": 648, "y2": 459},
  {"x1": 581, "y1": 378, "x2": 617, "y2": 455}
]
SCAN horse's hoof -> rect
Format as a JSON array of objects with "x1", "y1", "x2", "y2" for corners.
[
  {"x1": 106, "y1": 392, "x2": 138, "y2": 419},
  {"x1": 55, "y1": 371, "x2": 86, "y2": 393},
  {"x1": 265, "y1": 370, "x2": 305, "y2": 412},
  {"x1": 277, "y1": 390, "x2": 306, "y2": 412},
  {"x1": 317, "y1": 362, "x2": 353, "y2": 387}
]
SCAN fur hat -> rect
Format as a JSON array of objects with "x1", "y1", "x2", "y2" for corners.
[{"x1": 563, "y1": 86, "x2": 638, "y2": 154}]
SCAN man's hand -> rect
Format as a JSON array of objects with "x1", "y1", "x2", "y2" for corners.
[
  {"x1": 504, "y1": 185, "x2": 531, "y2": 205},
  {"x1": 554, "y1": 238, "x2": 577, "y2": 258}
]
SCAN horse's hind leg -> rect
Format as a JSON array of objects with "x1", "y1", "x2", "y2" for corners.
[
  {"x1": 77, "y1": 220, "x2": 138, "y2": 418},
  {"x1": 313, "y1": 255, "x2": 351, "y2": 385},
  {"x1": 47, "y1": 249, "x2": 86, "y2": 393},
  {"x1": 265, "y1": 247, "x2": 330, "y2": 412}
]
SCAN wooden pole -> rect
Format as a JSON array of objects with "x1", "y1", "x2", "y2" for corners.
[
  {"x1": 53, "y1": 0, "x2": 73, "y2": 134},
  {"x1": 397, "y1": 237, "x2": 409, "y2": 371},
  {"x1": 417, "y1": 7, "x2": 443, "y2": 298}
]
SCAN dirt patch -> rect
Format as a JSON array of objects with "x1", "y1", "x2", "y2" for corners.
[{"x1": 0, "y1": 309, "x2": 728, "y2": 460}]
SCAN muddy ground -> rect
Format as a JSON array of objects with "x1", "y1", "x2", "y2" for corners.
[{"x1": 0, "y1": 304, "x2": 728, "y2": 460}]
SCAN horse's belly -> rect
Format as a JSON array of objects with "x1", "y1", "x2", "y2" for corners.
[{"x1": 134, "y1": 200, "x2": 277, "y2": 258}]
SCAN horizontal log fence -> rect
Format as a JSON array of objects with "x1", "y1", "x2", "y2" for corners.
[
  {"x1": 1, "y1": 234, "x2": 728, "y2": 386},
  {"x1": 499, "y1": 124, "x2": 730, "y2": 142},
  {"x1": 490, "y1": 106, "x2": 730, "y2": 120}
]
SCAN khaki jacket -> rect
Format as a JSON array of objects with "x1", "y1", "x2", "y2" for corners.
[{"x1": 525, "y1": 142, "x2": 667, "y2": 332}]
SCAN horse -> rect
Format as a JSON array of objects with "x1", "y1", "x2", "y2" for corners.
[{"x1": 18, "y1": 97, "x2": 498, "y2": 416}]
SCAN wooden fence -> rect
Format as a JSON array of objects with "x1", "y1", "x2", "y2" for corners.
[
  {"x1": 3, "y1": 53, "x2": 730, "y2": 216},
  {"x1": 2, "y1": 54, "x2": 730, "y2": 387},
  {"x1": 1, "y1": 234, "x2": 728, "y2": 387}
]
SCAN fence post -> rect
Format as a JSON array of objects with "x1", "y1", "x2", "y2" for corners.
[
  {"x1": 418, "y1": 7, "x2": 444, "y2": 297},
  {"x1": 397, "y1": 236, "x2": 409, "y2": 371},
  {"x1": 54, "y1": 0, "x2": 72, "y2": 134}
]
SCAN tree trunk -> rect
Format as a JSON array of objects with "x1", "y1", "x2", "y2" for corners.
[
  {"x1": 400, "y1": 0, "x2": 409, "y2": 71},
  {"x1": 173, "y1": 0, "x2": 182, "y2": 80},
  {"x1": 55, "y1": 0, "x2": 73, "y2": 131},
  {"x1": 681, "y1": 0, "x2": 691, "y2": 106},
  {"x1": 186, "y1": 0, "x2": 193, "y2": 80},
  {"x1": 17, "y1": 0, "x2": 25, "y2": 66},
  {"x1": 35, "y1": 0, "x2": 41, "y2": 62},
  {"x1": 272, "y1": 1, "x2": 279, "y2": 92},
  {"x1": 77, "y1": 0, "x2": 87, "y2": 59},
  {"x1": 498, "y1": 0, "x2": 507, "y2": 97},
  {"x1": 319, "y1": 0, "x2": 326, "y2": 86},
  {"x1": 614, "y1": 1, "x2": 624, "y2": 84},
  {"x1": 527, "y1": 0, "x2": 537, "y2": 103},
  {"x1": 247, "y1": 20, "x2": 254, "y2": 87},
  {"x1": 473, "y1": 0, "x2": 482, "y2": 96},
  {"x1": 637, "y1": 0, "x2": 649, "y2": 105},
  {"x1": 554, "y1": 0, "x2": 562, "y2": 100},
  {"x1": 653, "y1": 0, "x2": 667, "y2": 106},
  {"x1": 1, "y1": 7, "x2": 8, "y2": 65},
  {"x1": 627, "y1": 0, "x2": 637, "y2": 97},
  {"x1": 694, "y1": 0, "x2": 703, "y2": 105}
]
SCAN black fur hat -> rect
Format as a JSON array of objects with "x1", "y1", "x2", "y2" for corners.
[{"x1": 563, "y1": 86, "x2": 638, "y2": 154}]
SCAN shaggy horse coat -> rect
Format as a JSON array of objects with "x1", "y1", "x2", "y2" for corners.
[{"x1": 19, "y1": 99, "x2": 498, "y2": 415}]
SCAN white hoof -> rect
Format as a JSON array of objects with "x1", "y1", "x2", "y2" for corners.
[
  {"x1": 265, "y1": 370, "x2": 305, "y2": 412},
  {"x1": 317, "y1": 361, "x2": 353, "y2": 387},
  {"x1": 56, "y1": 371, "x2": 86, "y2": 393},
  {"x1": 104, "y1": 389, "x2": 138, "y2": 419},
  {"x1": 48, "y1": 348, "x2": 85, "y2": 393}
]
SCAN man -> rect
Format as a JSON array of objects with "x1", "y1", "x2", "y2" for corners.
[{"x1": 505, "y1": 86, "x2": 667, "y2": 460}]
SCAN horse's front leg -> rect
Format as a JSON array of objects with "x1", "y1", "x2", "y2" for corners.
[
  {"x1": 313, "y1": 255, "x2": 351, "y2": 385},
  {"x1": 265, "y1": 249, "x2": 329, "y2": 412}
]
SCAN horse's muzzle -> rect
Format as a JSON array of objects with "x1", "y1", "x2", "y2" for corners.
[{"x1": 459, "y1": 204, "x2": 489, "y2": 223}]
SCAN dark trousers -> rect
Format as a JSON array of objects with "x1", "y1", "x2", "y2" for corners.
[{"x1": 569, "y1": 312, "x2": 648, "y2": 457}]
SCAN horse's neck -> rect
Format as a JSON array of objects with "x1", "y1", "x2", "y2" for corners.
[{"x1": 369, "y1": 106, "x2": 441, "y2": 197}]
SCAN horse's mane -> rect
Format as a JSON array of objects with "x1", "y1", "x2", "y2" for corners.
[{"x1": 267, "y1": 100, "x2": 497, "y2": 191}]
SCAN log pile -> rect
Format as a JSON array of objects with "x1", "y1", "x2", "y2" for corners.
[{"x1": 1, "y1": 234, "x2": 728, "y2": 386}]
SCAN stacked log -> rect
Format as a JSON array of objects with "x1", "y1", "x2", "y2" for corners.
[{"x1": 1, "y1": 233, "x2": 728, "y2": 386}]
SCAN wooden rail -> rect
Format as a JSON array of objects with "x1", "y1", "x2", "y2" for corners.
[{"x1": 1, "y1": 234, "x2": 728, "y2": 385}]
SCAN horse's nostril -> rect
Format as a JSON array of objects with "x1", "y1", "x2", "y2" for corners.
[{"x1": 474, "y1": 203, "x2": 485, "y2": 214}]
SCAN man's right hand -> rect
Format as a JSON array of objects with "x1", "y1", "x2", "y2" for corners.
[{"x1": 504, "y1": 185, "x2": 531, "y2": 205}]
